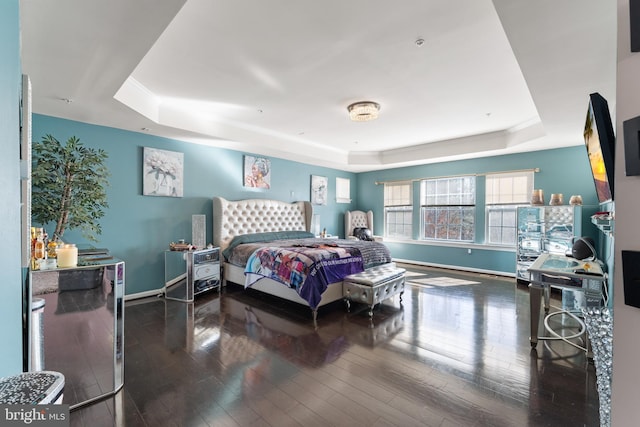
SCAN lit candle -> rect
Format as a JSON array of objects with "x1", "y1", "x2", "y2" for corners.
[{"x1": 56, "y1": 244, "x2": 78, "y2": 268}]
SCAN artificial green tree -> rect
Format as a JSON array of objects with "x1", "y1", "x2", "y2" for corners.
[{"x1": 31, "y1": 134, "x2": 110, "y2": 242}]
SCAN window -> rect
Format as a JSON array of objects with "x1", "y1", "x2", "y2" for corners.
[
  {"x1": 485, "y1": 171, "x2": 533, "y2": 245},
  {"x1": 336, "y1": 177, "x2": 351, "y2": 203},
  {"x1": 384, "y1": 182, "x2": 412, "y2": 239},
  {"x1": 421, "y1": 176, "x2": 475, "y2": 241}
]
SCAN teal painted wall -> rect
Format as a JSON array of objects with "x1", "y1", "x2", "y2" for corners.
[
  {"x1": 32, "y1": 115, "x2": 357, "y2": 295},
  {"x1": 355, "y1": 147, "x2": 604, "y2": 274},
  {"x1": 33, "y1": 112, "x2": 609, "y2": 292},
  {"x1": 0, "y1": 0, "x2": 24, "y2": 376}
]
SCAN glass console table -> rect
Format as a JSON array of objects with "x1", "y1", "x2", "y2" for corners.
[
  {"x1": 29, "y1": 258, "x2": 125, "y2": 410},
  {"x1": 527, "y1": 253, "x2": 606, "y2": 355}
]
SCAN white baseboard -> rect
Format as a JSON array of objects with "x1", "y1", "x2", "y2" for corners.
[
  {"x1": 124, "y1": 288, "x2": 164, "y2": 302},
  {"x1": 393, "y1": 258, "x2": 515, "y2": 278},
  {"x1": 123, "y1": 260, "x2": 513, "y2": 302},
  {"x1": 166, "y1": 273, "x2": 186, "y2": 287}
]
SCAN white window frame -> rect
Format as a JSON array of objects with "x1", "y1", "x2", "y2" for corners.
[
  {"x1": 336, "y1": 177, "x2": 351, "y2": 203},
  {"x1": 420, "y1": 176, "x2": 476, "y2": 242},
  {"x1": 485, "y1": 171, "x2": 534, "y2": 246},
  {"x1": 384, "y1": 182, "x2": 413, "y2": 239}
]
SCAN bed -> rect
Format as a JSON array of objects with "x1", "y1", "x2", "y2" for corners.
[{"x1": 212, "y1": 197, "x2": 392, "y2": 321}]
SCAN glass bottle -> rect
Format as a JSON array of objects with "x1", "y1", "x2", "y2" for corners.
[
  {"x1": 30, "y1": 227, "x2": 36, "y2": 251},
  {"x1": 47, "y1": 239, "x2": 58, "y2": 259},
  {"x1": 34, "y1": 228, "x2": 46, "y2": 268},
  {"x1": 30, "y1": 227, "x2": 37, "y2": 269}
]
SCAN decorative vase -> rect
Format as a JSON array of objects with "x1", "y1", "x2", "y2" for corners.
[
  {"x1": 531, "y1": 189, "x2": 545, "y2": 205},
  {"x1": 569, "y1": 195, "x2": 583, "y2": 205},
  {"x1": 549, "y1": 193, "x2": 564, "y2": 205}
]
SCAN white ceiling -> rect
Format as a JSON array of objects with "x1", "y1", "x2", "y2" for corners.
[{"x1": 19, "y1": 0, "x2": 616, "y2": 172}]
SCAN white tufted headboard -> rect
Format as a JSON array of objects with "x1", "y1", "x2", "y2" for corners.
[{"x1": 213, "y1": 197, "x2": 313, "y2": 252}]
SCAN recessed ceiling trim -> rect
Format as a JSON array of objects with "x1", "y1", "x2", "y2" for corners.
[{"x1": 114, "y1": 77, "x2": 161, "y2": 123}]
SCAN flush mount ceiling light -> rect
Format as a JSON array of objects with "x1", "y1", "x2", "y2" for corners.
[{"x1": 347, "y1": 101, "x2": 380, "y2": 122}]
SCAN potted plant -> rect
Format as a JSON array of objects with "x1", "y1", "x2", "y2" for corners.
[{"x1": 31, "y1": 134, "x2": 110, "y2": 243}]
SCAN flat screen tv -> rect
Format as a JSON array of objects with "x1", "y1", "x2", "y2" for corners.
[{"x1": 583, "y1": 92, "x2": 615, "y2": 203}]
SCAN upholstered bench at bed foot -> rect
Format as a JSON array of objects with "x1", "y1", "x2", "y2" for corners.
[{"x1": 343, "y1": 263, "x2": 406, "y2": 317}]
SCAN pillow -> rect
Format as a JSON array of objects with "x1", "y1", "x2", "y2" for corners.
[
  {"x1": 222, "y1": 230, "x2": 315, "y2": 260},
  {"x1": 353, "y1": 227, "x2": 374, "y2": 241}
]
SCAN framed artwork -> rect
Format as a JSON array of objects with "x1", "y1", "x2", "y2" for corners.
[
  {"x1": 244, "y1": 155, "x2": 271, "y2": 189},
  {"x1": 143, "y1": 147, "x2": 184, "y2": 197},
  {"x1": 311, "y1": 175, "x2": 328, "y2": 205}
]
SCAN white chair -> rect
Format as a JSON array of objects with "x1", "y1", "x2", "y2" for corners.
[{"x1": 344, "y1": 210, "x2": 383, "y2": 241}]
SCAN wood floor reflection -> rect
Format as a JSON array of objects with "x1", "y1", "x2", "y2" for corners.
[{"x1": 70, "y1": 264, "x2": 599, "y2": 426}]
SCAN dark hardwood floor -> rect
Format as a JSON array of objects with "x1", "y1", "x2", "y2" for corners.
[{"x1": 69, "y1": 264, "x2": 600, "y2": 426}]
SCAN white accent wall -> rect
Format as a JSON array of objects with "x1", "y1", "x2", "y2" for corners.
[{"x1": 612, "y1": 1, "x2": 640, "y2": 424}]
